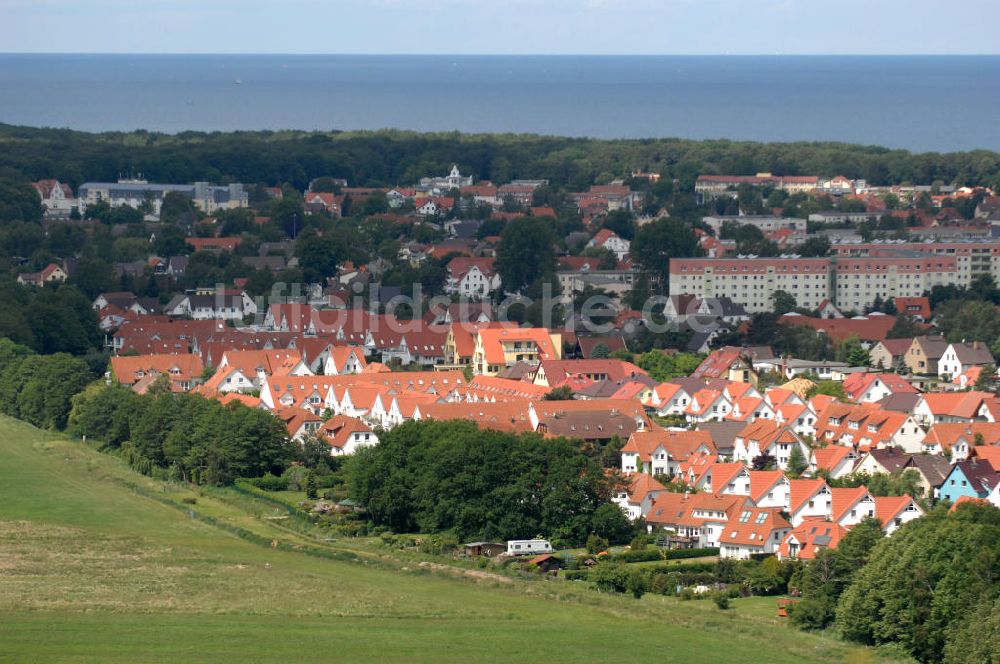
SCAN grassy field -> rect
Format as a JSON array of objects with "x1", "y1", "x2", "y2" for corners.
[{"x1": 0, "y1": 416, "x2": 881, "y2": 663}]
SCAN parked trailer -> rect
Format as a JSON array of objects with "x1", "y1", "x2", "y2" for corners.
[{"x1": 507, "y1": 539, "x2": 553, "y2": 556}]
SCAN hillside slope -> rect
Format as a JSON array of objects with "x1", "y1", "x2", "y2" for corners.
[{"x1": 0, "y1": 416, "x2": 873, "y2": 663}]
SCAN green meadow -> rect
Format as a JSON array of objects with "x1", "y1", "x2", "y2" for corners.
[{"x1": 0, "y1": 416, "x2": 879, "y2": 663}]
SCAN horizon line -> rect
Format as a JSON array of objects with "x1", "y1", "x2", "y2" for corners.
[{"x1": 2, "y1": 52, "x2": 1000, "y2": 58}]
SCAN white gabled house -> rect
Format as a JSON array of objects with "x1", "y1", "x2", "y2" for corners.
[
  {"x1": 788, "y1": 479, "x2": 833, "y2": 526},
  {"x1": 718, "y1": 507, "x2": 792, "y2": 560},
  {"x1": 611, "y1": 473, "x2": 668, "y2": 521},
  {"x1": 644, "y1": 382, "x2": 691, "y2": 417},
  {"x1": 732, "y1": 420, "x2": 810, "y2": 471},
  {"x1": 684, "y1": 389, "x2": 732, "y2": 423}
]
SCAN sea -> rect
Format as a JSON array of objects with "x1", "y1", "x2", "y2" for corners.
[{"x1": 1, "y1": 54, "x2": 999, "y2": 153}]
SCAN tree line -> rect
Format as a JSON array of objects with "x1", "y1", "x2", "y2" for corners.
[
  {"x1": 0, "y1": 337, "x2": 294, "y2": 485},
  {"x1": 0, "y1": 278, "x2": 102, "y2": 357},
  {"x1": 68, "y1": 381, "x2": 293, "y2": 485},
  {"x1": 0, "y1": 338, "x2": 94, "y2": 430},
  {"x1": 2, "y1": 123, "x2": 999, "y2": 191}
]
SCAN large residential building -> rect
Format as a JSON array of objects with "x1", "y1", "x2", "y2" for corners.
[
  {"x1": 472, "y1": 327, "x2": 562, "y2": 376},
  {"x1": 419, "y1": 165, "x2": 473, "y2": 192},
  {"x1": 808, "y1": 210, "x2": 882, "y2": 224},
  {"x1": 670, "y1": 249, "x2": 965, "y2": 313},
  {"x1": 78, "y1": 178, "x2": 248, "y2": 215},
  {"x1": 694, "y1": 174, "x2": 820, "y2": 201},
  {"x1": 669, "y1": 257, "x2": 831, "y2": 313},
  {"x1": 832, "y1": 254, "x2": 958, "y2": 313},
  {"x1": 832, "y1": 240, "x2": 1000, "y2": 285},
  {"x1": 702, "y1": 215, "x2": 807, "y2": 236}
]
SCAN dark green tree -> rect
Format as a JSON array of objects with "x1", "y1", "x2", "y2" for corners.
[
  {"x1": 631, "y1": 217, "x2": 702, "y2": 293},
  {"x1": 495, "y1": 216, "x2": 557, "y2": 293}
]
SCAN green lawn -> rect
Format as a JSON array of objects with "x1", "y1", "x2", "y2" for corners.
[{"x1": 0, "y1": 417, "x2": 878, "y2": 663}]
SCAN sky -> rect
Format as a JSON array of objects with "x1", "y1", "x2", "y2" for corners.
[{"x1": 1, "y1": 0, "x2": 997, "y2": 55}]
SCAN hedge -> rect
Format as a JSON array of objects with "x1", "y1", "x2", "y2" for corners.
[
  {"x1": 639, "y1": 561, "x2": 718, "y2": 576},
  {"x1": 566, "y1": 560, "x2": 720, "y2": 584},
  {"x1": 608, "y1": 546, "x2": 719, "y2": 563}
]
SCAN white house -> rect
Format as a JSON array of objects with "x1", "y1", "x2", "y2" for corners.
[
  {"x1": 587, "y1": 228, "x2": 631, "y2": 261},
  {"x1": 876, "y1": 495, "x2": 925, "y2": 535},
  {"x1": 717, "y1": 507, "x2": 792, "y2": 560},
  {"x1": 788, "y1": 479, "x2": 833, "y2": 526},
  {"x1": 321, "y1": 415, "x2": 379, "y2": 456},
  {"x1": 645, "y1": 383, "x2": 692, "y2": 417},
  {"x1": 732, "y1": 420, "x2": 810, "y2": 471},
  {"x1": 445, "y1": 257, "x2": 500, "y2": 299},
  {"x1": 937, "y1": 342, "x2": 994, "y2": 381},
  {"x1": 611, "y1": 473, "x2": 667, "y2": 521},
  {"x1": 684, "y1": 389, "x2": 733, "y2": 423},
  {"x1": 166, "y1": 290, "x2": 256, "y2": 321},
  {"x1": 32, "y1": 179, "x2": 77, "y2": 218}
]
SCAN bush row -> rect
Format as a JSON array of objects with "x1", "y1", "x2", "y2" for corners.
[{"x1": 607, "y1": 546, "x2": 719, "y2": 563}]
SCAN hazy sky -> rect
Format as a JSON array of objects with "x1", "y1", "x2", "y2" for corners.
[{"x1": 1, "y1": 0, "x2": 997, "y2": 55}]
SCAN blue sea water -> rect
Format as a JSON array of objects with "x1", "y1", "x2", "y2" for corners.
[{"x1": 0, "y1": 54, "x2": 998, "y2": 152}]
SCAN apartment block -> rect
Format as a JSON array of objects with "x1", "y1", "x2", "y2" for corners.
[
  {"x1": 832, "y1": 241, "x2": 1000, "y2": 285},
  {"x1": 832, "y1": 255, "x2": 958, "y2": 313},
  {"x1": 670, "y1": 251, "x2": 963, "y2": 314},
  {"x1": 669, "y1": 258, "x2": 832, "y2": 313}
]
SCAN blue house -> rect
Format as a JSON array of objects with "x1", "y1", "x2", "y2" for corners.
[{"x1": 939, "y1": 459, "x2": 999, "y2": 503}]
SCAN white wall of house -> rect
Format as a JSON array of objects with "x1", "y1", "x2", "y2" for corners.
[{"x1": 791, "y1": 485, "x2": 832, "y2": 526}]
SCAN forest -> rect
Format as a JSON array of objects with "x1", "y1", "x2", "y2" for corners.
[{"x1": 2, "y1": 123, "x2": 1000, "y2": 192}]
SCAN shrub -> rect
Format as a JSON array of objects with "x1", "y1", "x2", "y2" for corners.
[
  {"x1": 248, "y1": 473, "x2": 289, "y2": 491},
  {"x1": 649, "y1": 573, "x2": 673, "y2": 595},
  {"x1": 713, "y1": 593, "x2": 730, "y2": 610},
  {"x1": 789, "y1": 596, "x2": 836, "y2": 630},
  {"x1": 586, "y1": 533, "x2": 609, "y2": 554},
  {"x1": 642, "y1": 561, "x2": 717, "y2": 577},
  {"x1": 315, "y1": 473, "x2": 341, "y2": 489},
  {"x1": 282, "y1": 465, "x2": 310, "y2": 491},
  {"x1": 626, "y1": 569, "x2": 649, "y2": 599},
  {"x1": 667, "y1": 547, "x2": 719, "y2": 560},
  {"x1": 610, "y1": 548, "x2": 661, "y2": 563},
  {"x1": 629, "y1": 533, "x2": 651, "y2": 551},
  {"x1": 592, "y1": 564, "x2": 630, "y2": 593}
]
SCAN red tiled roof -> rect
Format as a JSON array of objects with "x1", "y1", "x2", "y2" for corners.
[
  {"x1": 789, "y1": 478, "x2": 828, "y2": 515},
  {"x1": 778, "y1": 314, "x2": 902, "y2": 343},
  {"x1": 812, "y1": 445, "x2": 854, "y2": 473},
  {"x1": 893, "y1": 297, "x2": 931, "y2": 320},
  {"x1": 919, "y1": 391, "x2": 995, "y2": 419},
  {"x1": 417, "y1": 401, "x2": 533, "y2": 433},
  {"x1": 779, "y1": 518, "x2": 848, "y2": 560},
  {"x1": 621, "y1": 428, "x2": 715, "y2": 463},
  {"x1": 691, "y1": 347, "x2": 746, "y2": 380},
  {"x1": 721, "y1": 507, "x2": 790, "y2": 547}
]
